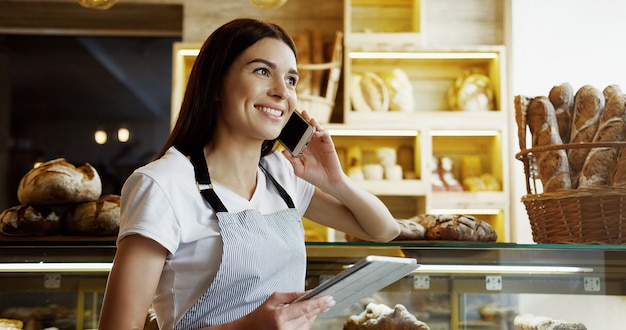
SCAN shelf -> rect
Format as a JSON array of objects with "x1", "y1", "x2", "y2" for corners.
[
  {"x1": 428, "y1": 191, "x2": 506, "y2": 210},
  {"x1": 354, "y1": 179, "x2": 425, "y2": 195}
]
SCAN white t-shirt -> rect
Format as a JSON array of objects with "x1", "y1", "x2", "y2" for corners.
[{"x1": 117, "y1": 147, "x2": 315, "y2": 329}]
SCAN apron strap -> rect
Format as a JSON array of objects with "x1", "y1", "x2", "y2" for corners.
[
  {"x1": 190, "y1": 148, "x2": 296, "y2": 211},
  {"x1": 259, "y1": 164, "x2": 295, "y2": 209},
  {"x1": 190, "y1": 149, "x2": 228, "y2": 213}
]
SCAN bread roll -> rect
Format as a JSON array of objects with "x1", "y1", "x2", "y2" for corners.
[
  {"x1": 548, "y1": 82, "x2": 574, "y2": 143},
  {"x1": 17, "y1": 158, "x2": 102, "y2": 205},
  {"x1": 0, "y1": 205, "x2": 61, "y2": 236},
  {"x1": 527, "y1": 96, "x2": 571, "y2": 192},
  {"x1": 568, "y1": 85, "x2": 605, "y2": 187},
  {"x1": 64, "y1": 194, "x2": 120, "y2": 235},
  {"x1": 579, "y1": 94, "x2": 626, "y2": 188}
]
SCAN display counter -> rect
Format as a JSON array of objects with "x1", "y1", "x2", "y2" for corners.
[{"x1": 1, "y1": 239, "x2": 624, "y2": 329}]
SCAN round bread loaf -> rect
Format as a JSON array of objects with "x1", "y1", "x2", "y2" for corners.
[
  {"x1": 0, "y1": 318, "x2": 23, "y2": 330},
  {"x1": 0, "y1": 205, "x2": 61, "y2": 236},
  {"x1": 64, "y1": 194, "x2": 120, "y2": 235},
  {"x1": 17, "y1": 158, "x2": 102, "y2": 206}
]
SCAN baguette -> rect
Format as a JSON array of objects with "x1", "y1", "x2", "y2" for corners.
[
  {"x1": 527, "y1": 96, "x2": 571, "y2": 192},
  {"x1": 579, "y1": 93, "x2": 626, "y2": 188},
  {"x1": 603, "y1": 84, "x2": 622, "y2": 103},
  {"x1": 610, "y1": 148, "x2": 626, "y2": 187},
  {"x1": 568, "y1": 85, "x2": 605, "y2": 187},
  {"x1": 548, "y1": 82, "x2": 574, "y2": 143},
  {"x1": 514, "y1": 95, "x2": 532, "y2": 152}
]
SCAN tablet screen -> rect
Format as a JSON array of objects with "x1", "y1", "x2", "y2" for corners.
[{"x1": 293, "y1": 255, "x2": 420, "y2": 319}]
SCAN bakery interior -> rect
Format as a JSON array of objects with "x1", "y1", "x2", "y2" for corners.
[{"x1": 1, "y1": 0, "x2": 626, "y2": 329}]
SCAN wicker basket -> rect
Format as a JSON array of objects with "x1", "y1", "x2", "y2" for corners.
[
  {"x1": 296, "y1": 32, "x2": 343, "y2": 124},
  {"x1": 516, "y1": 141, "x2": 626, "y2": 244}
]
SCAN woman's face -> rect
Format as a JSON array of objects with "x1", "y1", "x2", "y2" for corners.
[{"x1": 219, "y1": 37, "x2": 299, "y2": 144}]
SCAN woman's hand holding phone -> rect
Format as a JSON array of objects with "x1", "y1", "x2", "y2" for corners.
[{"x1": 281, "y1": 111, "x2": 346, "y2": 189}]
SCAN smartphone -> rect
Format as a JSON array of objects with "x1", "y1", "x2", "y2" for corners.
[{"x1": 277, "y1": 110, "x2": 316, "y2": 157}]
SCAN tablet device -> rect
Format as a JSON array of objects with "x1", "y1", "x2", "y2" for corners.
[{"x1": 293, "y1": 255, "x2": 420, "y2": 319}]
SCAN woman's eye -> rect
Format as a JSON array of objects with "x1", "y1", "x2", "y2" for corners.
[
  {"x1": 254, "y1": 67, "x2": 270, "y2": 76},
  {"x1": 287, "y1": 76, "x2": 298, "y2": 87}
]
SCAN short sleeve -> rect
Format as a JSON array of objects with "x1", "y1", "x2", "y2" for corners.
[{"x1": 117, "y1": 172, "x2": 181, "y2": 254}]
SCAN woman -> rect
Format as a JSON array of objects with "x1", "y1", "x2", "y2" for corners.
[{"x1": 98, "y1": 18, "x2": 400, "y2": 330}]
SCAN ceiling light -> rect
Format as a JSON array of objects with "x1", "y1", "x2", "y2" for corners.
[
  {"x1": 78, "y1": 0, "x2": 118, "y2": 10},
  {"x1": 250, "y1": 0, "x2": 288, "y2": 10}
]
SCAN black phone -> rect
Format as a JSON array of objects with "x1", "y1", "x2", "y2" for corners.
[{"x1": 277, "y1": 110, "x2": 316, "y2": 157}]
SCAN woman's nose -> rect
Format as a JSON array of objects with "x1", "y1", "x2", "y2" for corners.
[{"x1": 269, "y1": 79, "x2": 288, "y2": 99}]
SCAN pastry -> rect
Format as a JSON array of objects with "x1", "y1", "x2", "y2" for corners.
[
  {"x1": 64, "y1": 194, "x2": 120, "y2": 236},
  {"x1": 17, "y1": 158, "x2": 102, "y2": 205},
  {"x1": 568, "y1": 85, "x2": 605, "y2": 187},
  {"x1": 579, "y1": 93, "x2": 626, "y2": 188},
  {"x1": 0, "y1": 205, "x2": 61, "y2": 236},
  {"x1": 548, "y1": 82, "x2": 574, "y2": 143},
  {"x1": 526, "y1": 96, "x2": 571, "y2": 192},
  {"x1": 343, "y1": 303, "x2": 430, "y2": 330}
]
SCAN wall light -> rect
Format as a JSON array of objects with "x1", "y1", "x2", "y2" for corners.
[
  {"x1": 94, "y1": 129, "x2": 107, "y2": 145},
  {"x1": 117, "y1": 127, "x2": 130, "y2": 143}
]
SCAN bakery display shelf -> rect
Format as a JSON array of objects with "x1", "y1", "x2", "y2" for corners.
[
  {"x1": 0, "y1": 235, "x2": 116, "y2": 245},
  {"x1": 428, "y1": 191, "x2": 506, "y2": 209},
  {"x1": 354, "y1": 179, "x2": 425, "y2": 195},
  {"x1": 340, "y1": 110, "x2": 506, "y2": 129}
]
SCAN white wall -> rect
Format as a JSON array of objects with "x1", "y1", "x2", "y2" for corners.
[
  {"x1": 509, "y1": 1, "x2": 626, "y2": 326},
  {"x1": 510, "y1": 0, "x2": 626, "y2": 243}
]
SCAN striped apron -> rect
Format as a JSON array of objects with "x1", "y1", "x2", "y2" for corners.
[{"x1": 174, "y1": 151, "x2": 306, "y2": 329}]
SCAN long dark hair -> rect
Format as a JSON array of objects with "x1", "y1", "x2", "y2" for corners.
[{"x1": 156, "y1": 18, "x2": 297, "y2": 159}]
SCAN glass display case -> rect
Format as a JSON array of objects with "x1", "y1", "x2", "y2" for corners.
[{"x1": 1, "y1": 239, "x2": 625, "y2": 329}]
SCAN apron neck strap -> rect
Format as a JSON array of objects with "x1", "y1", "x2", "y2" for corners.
[{"x1": 190, "y1": 149, "x2": 296, "y2": 211}]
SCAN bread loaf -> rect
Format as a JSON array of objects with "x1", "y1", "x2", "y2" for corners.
[
  {"x1": 579, "y1": 93, "x2": 626, "y2": 188},
  {"x1": 64, "y1": 194, "x2": 120, "y2": 235},
  {"x1": 17, "y1": 158, "x2": 101, "y2": 205},
  {"x1": 343, "y1": 303, "x2": 430, "y2": 330},
  {"x1": 345, "y1": 214, "x2": 496, "y2": 242},
  {"x1": 548, "y1": 82, "x2": 574, "y2": 143},
  {"x1": 0, "y1": 205, "x2": 61, "y2": 236},
  {"x1": 527, "y1": 96, "x2": 571, "y2": 192},
  {"x1": 419, "y1": 214, "x2": 497, "y2": 241},
  {"x1": 568, "y1": 85, "x2": 605, "y2": 187}
]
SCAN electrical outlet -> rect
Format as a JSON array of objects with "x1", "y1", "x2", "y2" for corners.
[
  {"x1": 485, "y1": 275, "x2": 502, "y2": 291},
  {"x1": 583, "y1": 277, "x2": 601, "y2": 292},
  {"x1": 413, "y1": 275, "x2": 430, "y2": 289},
  {"x1": 44, "y1": 274, "x2": 61, "y2": 289}
]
